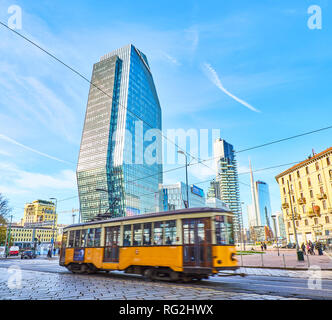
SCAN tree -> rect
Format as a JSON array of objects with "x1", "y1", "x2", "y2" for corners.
[{"x1": 0, "y1": 193, "x2": 12, "y2": 223}]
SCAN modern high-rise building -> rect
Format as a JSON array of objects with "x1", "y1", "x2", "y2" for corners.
[
  {"x1": 256, "y1": 181, "x2": 272, "y2": 228},
  {"x1": 162, "y1": 182, "x2": 206, "y2": 211},
  {"x1": 213, "y1": 138, "x2": 242, "y2": 241},
  {"x1": 248, "y1": 161, "x2": 272, "y2": 229},
  {"x1": 77, "y1": 44, "x2": 163, "y2": 222}
]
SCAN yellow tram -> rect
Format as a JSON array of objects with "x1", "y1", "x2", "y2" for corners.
[{"x1": 59, "y1": 207, "x2": 238, "y2": 281}]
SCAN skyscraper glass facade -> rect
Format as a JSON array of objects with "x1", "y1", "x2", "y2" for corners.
[
  {"x1": 214, "y1": 139, "x2": 242, "y2": 241},
  {"x1": 256, "y1": 181, "x2": 272, "y2": 228},
  {"x1": 77, "y1": 45, "x2": 162, "y2": 222}
]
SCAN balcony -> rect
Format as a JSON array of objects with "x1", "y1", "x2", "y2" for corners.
[
  {"x1": 307, "y1": 206, "x2": 321, "y2": 217},
  {"x1": 307, "y1": 209, "x2": 316, "y2": 217},
  {"x1": 317, "y1": 193, "x2": 327, "y2": 200},
  {"x1": 297, "y1": 197, "x2": 306, "y2": 205},
  {"x1": 282, "y1": 203, "x2": 289, "y2": 209}
]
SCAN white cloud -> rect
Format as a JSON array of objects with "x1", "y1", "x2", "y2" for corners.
[
  {"x1": 0, "y1": 162, "x2": 77, "y2": 193},
  {"x1": 161, "y1": 51, "x2": 180, "y2": 66},
  {"x1": 203, "y1": 62, "x2": 261, "y2": 113}
]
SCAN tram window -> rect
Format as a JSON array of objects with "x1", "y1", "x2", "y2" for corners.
[
  {"x1": 80, "y1": 229, "x2": 87, "y2": 247},
  {"x1": 94, "y1": 228, "x2": 101, "y2": 247},
  {"x1": 74, "y1": 230, "x2": 81, "y2": 247},
  {"x1": 164, "y1": 220, "x2": 176, "y2": 245},
  {"x1": 215, "y1": 216, "x2": 227, "y2": 245},
  {"x1": 133, "y1": 224, "x2": 142, "y2": 246},
  {"x1": 105, "y1": 227, "x2": 112, "y2": 247},
  {"x1": 87, "y1": 228, "x2": 95, "y2": 247},
  {"x1": 153, "y1": 222, "x2": 164, "y2": 245},
  {"x1": 68, "y1": 231, "x2": 75, "y2": 248},
  {"x1": 183, "y1": 220, "x2": 195, "y2": 245},
  {"x1": 143, "y1": 223, "x2": 152, "y2": 245},
  {"x1": 105, "y1": 226, "x2": 120, "y2": 246},
  {"x1": 123, "y1": 225, "x2": 132, "y2": 246},
  {"x1": 226, "y1": 216, "x2": 235, "y2": 245}
]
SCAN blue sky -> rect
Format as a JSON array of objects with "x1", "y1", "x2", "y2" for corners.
[{"x1": 0, "y1": 0, "x2": 331, "y2": 226}]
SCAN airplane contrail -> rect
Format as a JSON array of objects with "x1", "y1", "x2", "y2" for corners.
[
  {"x1": 203, "y1": 62, "x2": 260, "y2": 113},
  {"x1": 0, "y1": 134, "x2": 74, "y2": 165}
]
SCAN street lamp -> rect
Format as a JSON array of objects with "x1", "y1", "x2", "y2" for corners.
[
  {"x1": 177, "y1": 150, "x2": 189, "y2": 208},
  {"x1": 271, "y1": 214, "x2": 280, "y2": 256},
  {"x1": 49, "y1": 198, "x2": 57, "y2": 258}
]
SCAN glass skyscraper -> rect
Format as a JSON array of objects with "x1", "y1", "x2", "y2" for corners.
[
  {"x1": 77, "y1": 45, "x2": 162, "y2": 222},
  {"x1": 256, "y1": 180, "x2": 272, "y2": 228},
  {"x1": 213, "y1": 138, "x2": 242, "y2": 241}
]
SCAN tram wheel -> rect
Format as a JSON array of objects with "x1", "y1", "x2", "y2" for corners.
[{"x1": 143, "y1": 268, "x2": 155, "y2": 281}]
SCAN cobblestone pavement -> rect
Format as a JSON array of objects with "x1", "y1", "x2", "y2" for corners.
[{"x1": 0, "y1": 266, "x2": 299, "y2": 300}]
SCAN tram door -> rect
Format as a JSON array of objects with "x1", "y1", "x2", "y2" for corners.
[
  {"x1": 103, "y1": 226, "x2": 120, "y2": 263},
  {"x1": 182, "y1": 218, "x2": 212, "y2": 267},
  {"x1": 60, "y1": 232, "x2": 67, "y2": 264}
]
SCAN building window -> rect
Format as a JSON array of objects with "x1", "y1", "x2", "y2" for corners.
[
  {"x1": 305, "y1": 219, "x2": 308, "y2": 226},
  {"x1": 330, "y1": 170, "x2": 332, "y2": 179},
  {"x1": 282, "y1": 178, "x2": 284, "y2": 184},
  {"x1": 308, "y1": 178, "x2": 311, "y2": 187},
  {"x1": 322, "y1": 200, "x2": 327, "y2": 210},
  {"x1": 320, "y1": 186, "x2": 324, "y2": 194},
  {"x1": 289, "y1": 174, "x2": 292, "y2": 182},
  {"x1": 297, "y1": 171, "x2": 300, "y2": 178},
  {"x1": 327, "y1": 157, "x2": 330, "y2": 166},
  {"x1": 299, "y1": 182, "x2": 302, "y2": 190},
  {"x1": 310, "y1": 190, "x2": 314, "y2": 198},
  {"x1": 296, "y1": 221, "x2": 299, "y2": 227},
  {"x1": 318, "y1": 174, "x2": 322, "y2": 184},
  {"x1": 288, "y1": 222, "x2": 291, "y2": 228},
  {"x1": 314, "y1": 218, "x2": 318, "y2": 225},
  {"x1": 306, "y1": 167, "x2": 309, "y2": 175},
  {"x1": 325, "y1": 216, "x2": 330, "y2": 224},
  {"x1": 316, "y1": 162, "x2": 319, "y2": 171},
  {"x1": 302, "y1": 205, "x2": 306, "y2": 213},
  {"x1": 283, "y1": 187, "x2": 286, "y2": 194}
]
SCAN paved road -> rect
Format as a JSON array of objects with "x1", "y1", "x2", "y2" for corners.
[{"x1": 0, "y1": 258, "x2": 330, "y2": 300}]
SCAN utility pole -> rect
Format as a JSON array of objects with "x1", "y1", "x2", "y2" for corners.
[
  {"x1": 287, "y1": 180, "x2": 301, "y2": 260},
  {"x1": 271, "y1": 215, "x2": 280, "y2": 256},
  {"x1": 49, "y1": 198, "x2": 57, "y2": 258}
]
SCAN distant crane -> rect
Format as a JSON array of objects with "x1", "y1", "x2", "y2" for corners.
[{"x1": 58, "y1": 209, "x2": 79, "y2": 224}]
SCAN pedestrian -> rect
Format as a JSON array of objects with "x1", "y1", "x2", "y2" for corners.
[
  {"x1": 316, "y1": 242, "x2": 323, "y2": 256},
  {"x1": 261, "y1": 242, "x2": 264, "y2": 251},
  {"x1": 47, "y1": 249, "x2": 51, "y2": 258},
  {"x1": 310, "y1": 241, "x2": 315, "y2": 255},
  {"x1": 53, "y1": 248, "x2": 56, "y2": 256},
  {"x1": 263, "y1": 243, "x2": 267, "y2": 250},
  {"x1": 301, "y1": 243, "x2": 306, "y2": 255}
]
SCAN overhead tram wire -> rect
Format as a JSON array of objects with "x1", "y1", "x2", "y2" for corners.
[{"x1": 57, "y1": 159, "x2": 305, "y2": 203}]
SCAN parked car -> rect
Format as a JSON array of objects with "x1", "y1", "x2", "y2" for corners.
[
  {"x1": 21, "y1": 250, "x2": 37, "y2": 259},
  {"x1": 9, "y1": 246, "x2": 20, "y2": 256}
]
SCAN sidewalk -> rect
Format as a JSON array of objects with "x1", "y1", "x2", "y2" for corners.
[
  {"x1": 237, "y1": 248, "x2": 332, "y2": 270},
  {"x1": 228, "y1": 267, "x2": 332, "y2": 280}
]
